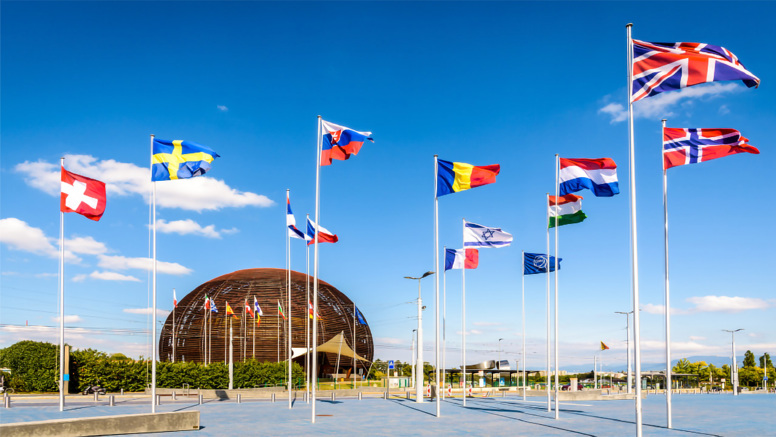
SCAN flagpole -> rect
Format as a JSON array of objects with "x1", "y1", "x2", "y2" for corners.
[
  {"x1": 150, "y1": 134, "x2": 158, "y2": 414},
  {"x1": 461, "y1": 217, "x2": 467, "y2": 408},
  {"x1": 59, "y1": 157, "x2": 65, "y2": 412},
  {"x1": 172, "y1": 289, "x2": 176, "y2": 363},
  {"x1": 287, "y1": 189, "x2": 293, "y2": 409},
  {"x1": 554, "y1": 155, "x2": 560, "y2": 420},
  {"x1": 253, "y1": 298, "x2": 256, "y2": 360},
  {"x1": 312, "y1": 115, "x2": 322, "y2": 423},
  {"x1": 662, "y1": 118, "x2": 672, "y2": 428},
  {"x1": 442, "y1": 246, "x2": 447, "y2": 400},
  {"x1": 353, "y1": 304, "x2": 356, "y2": 390},
  {"x1": 626, "y1": 23, "x2": 643, "y2": 437},
  {"x1": 545, "y1": 193, "x2": 551, "y2": 412},
  {"x1": 434, "y1": 155, "x2": 441, "y2": 417},
  {"x1": 522, "y1": 250, "x2": 526, "y2": 401},
  {"x1": 228, "y1": 317, "x2": 233, "y2": 390},
  {"x1": 305, "y1": 220, "x2": 310, "y2": 403}
]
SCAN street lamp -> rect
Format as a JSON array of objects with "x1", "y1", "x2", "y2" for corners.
[
  {"x1": 405, "y1": 271, "x2": 434, "y2": 403},
  {"x1": 722, "y1": 329, "x2": 744, "y2": 396},
  {"x1": 615, "y1": 311, "x2": 634, "y2": 393},
  {"x1": 411, "y1": 329, "x2": 417, "y2": 389}
]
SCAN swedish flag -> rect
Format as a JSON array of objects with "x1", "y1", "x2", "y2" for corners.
[{"x1": 151, "y1": 139, "x2": 219, "y2": 181}]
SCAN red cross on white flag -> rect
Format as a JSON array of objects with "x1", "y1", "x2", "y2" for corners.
[{"x1": 60, "y1": 166, "x2": 106, "y2": 221}]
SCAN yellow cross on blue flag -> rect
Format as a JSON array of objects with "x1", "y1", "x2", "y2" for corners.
[{"x1": 151, "y1": 139, "x2": 219, "y2": 181}]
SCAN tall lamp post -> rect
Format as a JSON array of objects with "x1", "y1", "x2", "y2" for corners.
[
  {"x1": 615, "y1": 311, "x2": 634, "y2": 393},
  {"x1": 405, "y1": 271, "x2": 434, "y2": 403},
  {"x1": 722, "y1": 329, "x2": 743, "y2": 396},
  {"x1": 411, "y1": 329, "x2": 417, "y2": 389}
]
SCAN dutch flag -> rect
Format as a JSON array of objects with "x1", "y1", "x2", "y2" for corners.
[{"x1": 559, "y1": 158, "x2": 619, "y2": 197}]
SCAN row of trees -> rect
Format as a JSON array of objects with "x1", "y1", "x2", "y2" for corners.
[
  {"x1": 673, "y1": 351, "x2": 774, "y2": 388},
  {"x1": 0, "y1": 341, "x2": 304, "y2": 393}
]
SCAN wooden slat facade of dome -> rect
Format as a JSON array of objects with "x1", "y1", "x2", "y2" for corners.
[{"x1": 159, "y1": 268, "x2": 373, "y2": 376}]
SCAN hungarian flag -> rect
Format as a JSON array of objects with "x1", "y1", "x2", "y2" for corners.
[
  {"x1": 61, "y1": 166, "x2": 107, "y2": 221},
  {"x1": 245, "y1": 299, "x2": 254, "y2": 318},
  {"x1": 601, "y1": 341, "x2": 610, "y2": 351},
  {"x1": 204, "y1": 295, "x2": 210, "y2": 311},
  {"x1": 549, "y1": 194, "x2": 586, "y2": 228},
  {"x1": 278, "y1": 301, "x2": 286, "y2": 320}
]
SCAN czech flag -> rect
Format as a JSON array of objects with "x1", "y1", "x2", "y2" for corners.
[
  {"x1": 444, "y1": 248, "x2": 479, "y2": 271},
  {"x1": 559, "y1": 158, "x2": 619, "y2": 197},
  {"x1": 320, "y1": 119, "x2": 373, "y2": 166},
  {"x1": 306, "y1": 217, "x2": 338, "y2": 246},
  {"x1": 436, "y1": 159, "x2": 500, "y2": 197}
]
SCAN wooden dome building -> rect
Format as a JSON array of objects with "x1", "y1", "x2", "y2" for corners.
[{"x1": 159, "y1": 268, "x2": 373, "y2": 377}]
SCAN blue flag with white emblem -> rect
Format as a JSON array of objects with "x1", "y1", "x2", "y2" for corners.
[
  {"x1": 355, "y1": 307, "x2": 367, "y2": 325},
  {"x1": 523, "y1": 253, "x2": 561, "y2": 275},
  {"x1": 463, "y1": 221, "x2": 513, "y2": 248},
  {"x1": 152, "y1": 139, "x2": 219, "y2": 181}
]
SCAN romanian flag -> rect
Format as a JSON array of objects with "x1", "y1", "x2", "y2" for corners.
[
  {"x1": 226, "y1": 302, "x2": 237, "y2": 318},
  {"x1": 436, "y1": 159, "x2": 500, "y2": 197},
  {"x1": 278, "y1": 301, "x2": 286, "y2": 320},
  {"x1": 601, "y1": 341, "x2": 610, "y2": 351},
  {"x1": 548, "y1": 194, "x2": 586, "y2": 228}
]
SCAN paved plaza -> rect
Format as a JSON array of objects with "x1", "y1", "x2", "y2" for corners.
[{"x1": 1, "y1": 392, "x2": 773, "y2": 436}]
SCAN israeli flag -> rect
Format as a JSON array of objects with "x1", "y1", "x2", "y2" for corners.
[{"x1": 464, "y1": 221, "x2": 513, "y2": 248}]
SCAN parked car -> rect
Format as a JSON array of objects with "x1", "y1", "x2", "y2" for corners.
[{"x1": 561, "y1": 383, "x2": 583, "y2": 391}]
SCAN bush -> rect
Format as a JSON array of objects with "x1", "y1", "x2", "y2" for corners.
[{"x1": 0, "y1": 340, "x2": 59, "y2": 392}]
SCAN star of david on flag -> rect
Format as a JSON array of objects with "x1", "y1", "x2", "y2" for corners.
[
  {"x1": 61, "y1": 166, "x2": 107, "y2": 221},
  {"x1": 463, "y1": 221, "x2": 512, "y2": 248}
]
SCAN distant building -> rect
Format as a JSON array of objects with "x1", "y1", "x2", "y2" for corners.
[{"x1": 159, "y1": 268, "x2": 373, "y2": 377}]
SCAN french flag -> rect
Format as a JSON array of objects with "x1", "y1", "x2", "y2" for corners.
[
  {"x1": 321, "y1": 119, "x2": 373, "y2": 166},
  {"x1": 306, "y1": 217, "x2": 338, "y2": 246},
  {"x1": 559, "y1": 158, "x2": 619, "y2": 197},
  {"x1": 444, "y1": 248, "x2": 479, "y2": 271}
]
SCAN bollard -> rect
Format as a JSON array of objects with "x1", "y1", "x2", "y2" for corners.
[
  {"x1": 4, "y1": 396, "x2": 9, "y2": 408},
  {"x1": 383, "y1": 392, "x2": 388, "y2": 400},
  {"x1": 109, "y1": 395, "x2": 115, "y2": 407},
  {"x1": 237, "y1": 394, "x2": 242, "y2": 404},
  {"x1": 120, "y1": 388, "x2": 124, "y2": 396},
  {"x1": 331, "y1": 392, "x2": 336, "y2": 401},
  {"x1": 156, "y1": 394, "x2": 161, "y2": 405},
  {"x1": 172, "y1": 391, "x2": 177, "y2": 401},
  {"x1": 198, "y1": 394, "x2": 203, "y2": 405},
  {"x1": 271, "y1": 393, "x2": 276, "y2": 403},
  {"x1": 358, "y1": 392, "x2": 362, "y2": 401},
  {"x1": 502, "y1": 391, "x2": 506, "y2": 398},
  {"x1": 94, "y1": 392, "x2": 99, "y2": 402},
  {"x1": 406, "y1": 391, "x2": 411, "y2": 400}
]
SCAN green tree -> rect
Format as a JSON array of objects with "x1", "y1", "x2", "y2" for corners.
[
  {"x1": 0, "y1": 340, "x2": 58, "y2": 392},
  {"x1": 743, "y1": 350, "x2": 757, "y2": 368},
  {"x1": 759, "y1": 353, "x2": 773, "y2": 369}
]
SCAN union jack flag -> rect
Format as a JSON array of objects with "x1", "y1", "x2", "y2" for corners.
[
  {"x1": 663, "y1": 128, "x2": 759, "y2": 170},
  {"x1": 632, "y1": 40, "x2": 760, "y2": 102}
]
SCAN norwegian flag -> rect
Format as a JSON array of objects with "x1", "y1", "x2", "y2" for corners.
[
  {"x1": 632, "y1": 39, "x2": 760, "y2": 103},
  {"x1": 663, "y1": 128, "x2": 759, "y2": 170}
]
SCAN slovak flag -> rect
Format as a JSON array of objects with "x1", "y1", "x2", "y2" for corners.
[
  {"x1": 286, "y1": 192, "x2": 306, "y2": 240},
  {"x1": 320, "y1": 119, "x2": 373, "y2": 166},
  {"x1": 306, "y1": 217, "x2": 338, "y2": 246},
  {"x1": 445, "y1": 248, "x2": 479, "y2": 271},
  {"x1": 559, "y1": 158, "x2": 619, "y2": 197},
  {"x1": 61, "y1": 166, "x2": 107, "y2": 221}
]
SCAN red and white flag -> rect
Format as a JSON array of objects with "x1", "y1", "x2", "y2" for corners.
[
  {"x1": 245, "y1": 299, "x2": 255, "y2": 318},
  {"x1": 61, "y1": 167, "x2": 106, "y2": 221},
  {"x1": 173, "y1": 290, "x2": 178, "y2": 308}
]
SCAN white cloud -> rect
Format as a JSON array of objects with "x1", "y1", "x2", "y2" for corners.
[
  {"x1": 689, "y1": 336, "x2": 706, "y2": 341},
  {"x1": 155, "y1": 219, "x2": 224, "y2": 238},
  {"x1": 718, "y1": 104, "x2": 730, "y2": 115},
  {"x1": 97, "y1": 255, "x2": 191, "y2": 275},
  {"x1": 52, "y1": 315, "x2": 83, "y2": 323},
  {"x1": 72, "y1": 274, "x2": 87, "y2": 282},
  {"x1": 123, "y1": 308, "x2": 171, "y2": 317},
  {"x1": 641, "y1": 303, "x2": 687, "y2": 315},
  {"x1": 217, "y1": 105, "x2": 229, "y2": 112},
  {"x1": 599, "y1": 83, "x2": 742, "y2": 124},
  {"x1": 66, "y1": 236, "x2": 109, "y2": 255},
  {"x1": 686, "y1": 295, "x2": 770, "y2": 313},
  {"x1": 0, "y1": 218, "x2": 81, "y2": 262},
  {"x1": 15, "y1": 154, "x2": 274, "y2": 212},
  {"x1": 73, "y1": 270, "x2": 141, "y2": 282},
  {"x1": 375, "y1": 337, "x2": 403, "y2": 345}
]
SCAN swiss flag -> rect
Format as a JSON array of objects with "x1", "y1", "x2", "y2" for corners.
[{"x1": 60, "y1": 167, "x2": 106, "y2": 221}]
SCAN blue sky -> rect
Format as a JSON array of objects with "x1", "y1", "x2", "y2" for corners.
[{"x1": 1, "y1": 1, "x2": 774, "y2": 371}]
